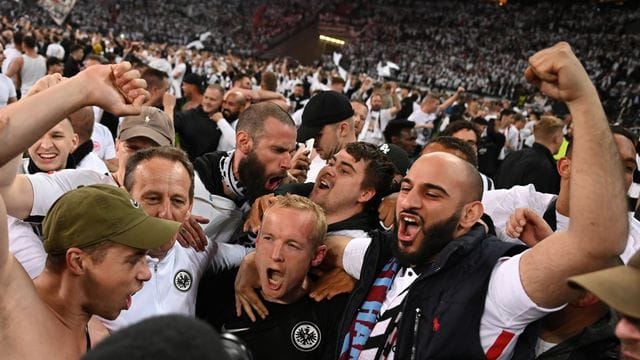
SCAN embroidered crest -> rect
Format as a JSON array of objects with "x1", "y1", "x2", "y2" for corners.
[
  {"x1": 291, "y1": 321, "x2": 321, "y2": 352},
  {"x1": 144, "y1": 115, "x2": 151, "y2": 125},
  {"x1": 379, "y1": 143, "x2": 390, "y2": 154},
  {"x1": 130, "y1": 199, "x2": 140, "y2": 208},
  {"x1": 173, "y1": 270, "x2": 193, "y2": 292}
]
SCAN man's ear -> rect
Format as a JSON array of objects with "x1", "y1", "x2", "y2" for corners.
[
  {"x1": 557, "y1": 157, "x2": 571, "y2": 178},
  {"x1": 458, "y1": 201, "x2": 484, "y2": 231},
  {"x1": 66, "y1": 248, "x2": 87, "y2": 275},
  {"x1": 236, "y1": 130, "x2": 253, "y2": 154},
  {"x1": 310, "y1": 244, "x2": 327, "y2": 267},
  {"x1": 71, "y1": 133, "x2": 80, "y2": 151},
  {"x1": 338, "y1": 121, "x2": 349, "y2": 137},
  {"x1": 357, "y1": 188, "x2": 375, "y2": 204}
]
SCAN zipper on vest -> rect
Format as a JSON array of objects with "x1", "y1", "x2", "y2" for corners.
[{"x1": 410, "y1": 307, "x2": 422, "y2": 360}]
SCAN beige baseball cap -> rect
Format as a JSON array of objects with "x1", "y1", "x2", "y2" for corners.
[
  {"x1": 568, "y1": 250, "x2": 640, "y2": 318},
  {"x1": 119, "y1": 106, "x2": 175, "y2": 146}
]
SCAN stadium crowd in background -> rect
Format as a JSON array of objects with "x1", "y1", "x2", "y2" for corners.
[{"x1": 1, "y1": 0, "x2": 640, "y2": 359}]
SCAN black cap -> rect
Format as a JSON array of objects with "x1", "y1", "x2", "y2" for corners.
[
  {"x1": 379, "y1": 143, "x2": 410, "y2": 176},
  {"x1": 298, "y1": 91, "x2": 354, "y2": 142}
]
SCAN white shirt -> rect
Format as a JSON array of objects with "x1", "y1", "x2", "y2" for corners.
[
  {"x1": 216, "y1": 118, "x2": 237, "y2": 152},
  {"x1": 408, "y1": 108, "x2": 437, "y2": 146},
  {"x1": 2, "y1": 45, "x2": 20, "y2": 75},
  {"x1": 91, "y1": 122, "x2": 116, "y2": 161},
  {"x1": 0, "y1": 73, "x2": 16, "y2": 108},
  {"x1": 482, "y1": 184, "x2": 640, "y2": 263},
  {"x1": 344, "y1": 239, "x2": 560, "y2": 360},
  {"x1": 76, "y1": 151, "x2": 109, "y2": 174},
  {"x1": 358, "y1": 108, "x2": 394, "y2": 146},
  {"x1": 100, "y1": 240, "x2": 250, "y2": 331},
  {"x1": 171, "y1": 62, "x2": 186, "y2": 98},
  {"x1": 499, "y1": 124, "x2": 520, "y2": 160},
  {"x1": 7, "y1": 216, "x2": 46, "y2": 279},
  {"x1": 192, "y1": 173, "x2": 244, "y2": 243}
]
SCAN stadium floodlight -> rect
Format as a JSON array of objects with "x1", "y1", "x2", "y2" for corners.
[{"x1": 319, "y1": 35, "x2": 345, "y2": 46}]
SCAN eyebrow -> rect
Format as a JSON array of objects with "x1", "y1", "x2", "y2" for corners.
[
  {"x1": 332, "y1": 155, "x2": 357, "y2": 173},
  {"x1": 400, "y1": 178, "x2": 450, "y2": 197}
]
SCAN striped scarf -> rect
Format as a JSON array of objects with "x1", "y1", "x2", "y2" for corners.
[{"x1": 339, "y1": 258, "x2": 399, "y2": 360}]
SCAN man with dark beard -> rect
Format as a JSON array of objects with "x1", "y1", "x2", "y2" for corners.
[
  {"x1": 211, "y1": 91, "x2": 247, "y2": 152},
  {"x1": 191, "y1": 102, "x2": 297, "y2": 239},
  {"x1": 321, "y1": 43, "x2": 628, "y2": 359}
]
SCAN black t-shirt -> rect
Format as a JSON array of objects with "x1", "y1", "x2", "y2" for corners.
[
  {"x1": 207, "y1": 268, "x2": 347, "y2": 360},
  {"x1": 174, "y1": 106, "x2": 222, "y2": 161}
]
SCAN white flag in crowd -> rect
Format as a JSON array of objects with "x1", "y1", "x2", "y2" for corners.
[{"x1": 38, "y1": 0, "x2": 76, "y2": 26}]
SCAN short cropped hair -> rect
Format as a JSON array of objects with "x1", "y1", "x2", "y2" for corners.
[
  {"x1": 264, "y1": 194, "x2": 327, "y2": 247},
  {"x1": 261, "y1": 71, "x2": 277, "y2": 92},
  {"x1": 236, "y1": 102, "x2": 295, "y2": 142},
  {"x1": 534, "y1": 115, "x2": 564, "y2": 142},
  {"x1": 428, "y1": 136, "x2": 478, "y2": 168},
  {"x1": 442, "y1": 120, "x2": 481, "y2": 143},
  {"x1": 124, "y1": 146, "x2": 195, "y2": 200}
]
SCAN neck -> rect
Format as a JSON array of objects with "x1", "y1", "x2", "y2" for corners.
[
  {"x1": 539, "y1": 304, "x2": 608, "y2": 343},
  {"x1": 34, "y1": 270, "x2": 92, "y2": 332},
  {"x1": 326, "y1": 206, "x2": 363, "y2": 226},
  {"x1": 112, "y1": 170, "x2": 123, "y2": 187},
  {"x1": 556, "y1": 184, "x2": 570, "y2": 216}
]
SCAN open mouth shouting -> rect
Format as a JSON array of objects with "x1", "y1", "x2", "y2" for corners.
[
  {"x1": 397, "y1": 211, "x2": 423, "y2": 246},
  {"x1": 265, "y1": 174, "x2": 286, "y2": 191},
  {"x1": 265, "y1": 267, "x2": 284, "y2": 292}
]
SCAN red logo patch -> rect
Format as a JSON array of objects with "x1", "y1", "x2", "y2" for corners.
[{"x1": 432, "y1": 317, "x2": 440, "y2": 332}]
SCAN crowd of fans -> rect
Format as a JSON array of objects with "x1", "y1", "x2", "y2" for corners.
[{"x1": 1, "y1": 2, "x2": 640, "y2": 360}]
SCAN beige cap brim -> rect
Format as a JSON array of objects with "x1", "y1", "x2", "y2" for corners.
[
  {"x1": 119, "y1": 127, "x2": 173, "y2": 147},
  {"x1": 568, "y1": 266, "x2": 640, "y2": 318}
]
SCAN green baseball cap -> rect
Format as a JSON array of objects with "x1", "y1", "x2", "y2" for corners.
[
  {"x1": 43, "y1": 184, "x2": 181, "y2": 255},
  {"x1": 568, "y1": 250, "x2": 640, "y2": 318}
]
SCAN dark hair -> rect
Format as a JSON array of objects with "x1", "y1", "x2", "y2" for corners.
[
  {"x1": 345, "y1": 142, "x2": 395, "y2": 210},
  {"x1": 46, "y1": 56, "x2": 62, "y2": 69},
  {"x1": 124, "y1": 147, "x2": 195, "y2": 200},
  {"x1": 23, "y1": 35, "x2": 36, "y2": 49},
  {"x1": 427, "y1": 136, "x2": 478, "y2": 168},
  {"x1": 442, "y1": 120, "x2": 481, "y2": 143},
  {"x1": 46, "y1": 240, "x2": 114, "y2": 273},
  {"x1": 69, "y1": 44, "x2": 84, "y2": 53},
  {"x1": 237, "y1": 102, "x2": 295, "y2": 142},
  {"x1": 233, "y1": 72, "x2": 250, "y2": 85},
  {"x1": 13, "y1": 32, "x2": 23, "y2": 45},
  {"x1": 260, "y1": 71, "x2": 277, "y2": 92},
  {"x1": 142, "y1": 68, "x2": 169, "y2": 90},
  {"x1": 85, "y1": 53, "x2": 108, "y2": 65},
  {"x1": 383, "y1": 119, "x2": 415, "y2": 143},
  {"x1": 331, "y1": 76, "x2": 346, "y2": 85}
]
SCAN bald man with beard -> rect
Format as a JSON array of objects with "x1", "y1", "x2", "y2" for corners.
[{"x1": 211, "y1": 90, "x2": 247, "y2": 152}]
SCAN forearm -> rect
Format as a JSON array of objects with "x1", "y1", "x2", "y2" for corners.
[
  {"x1": 567, "y1": 92, "x2": 627, "y2": 255},
  {"x1": 438, "y1": 91, "x2": 459, "y2": 112},
  {"x1": 253, "y1": 89, "x2": 284, "y2": 102}
]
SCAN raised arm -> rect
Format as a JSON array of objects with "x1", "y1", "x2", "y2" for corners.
[
  {"x1": 0, "y1": 62, "x2": 147, "y2": 166},
  {"x1": 519, "y1": 42, "x2": 627, "y2": 308},
  {"x1": 437, "y1": 86, "x2": 464, "y2": 113}
]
